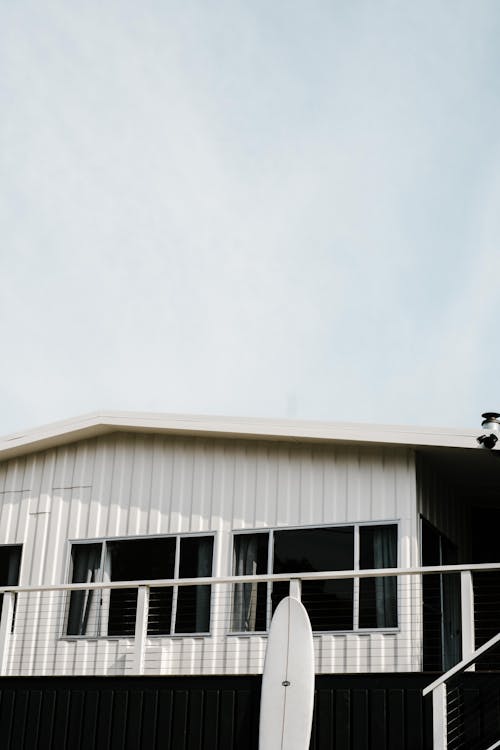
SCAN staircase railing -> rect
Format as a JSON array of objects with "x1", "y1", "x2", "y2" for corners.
[{"x1": 423, "y1": 632, "x2": 500, "y2": 749}]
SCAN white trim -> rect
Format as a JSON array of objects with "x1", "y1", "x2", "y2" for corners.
[
  {"x1": 2, "y1": 560, "x2": 499, "y2": 595},
  {"x1": 69, "y1": 529, "x2": 217, "y2": 544},
  {"x1": 0, "y1": 410, "x2": 481, "y2": 462}
]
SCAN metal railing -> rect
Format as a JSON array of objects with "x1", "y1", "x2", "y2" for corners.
[
  {"x1": 423, "y1": 634, "x2": 500, "y2": 749},
  {"x1": 0, "y1": 562, "x2": 499, "y2": 678}
]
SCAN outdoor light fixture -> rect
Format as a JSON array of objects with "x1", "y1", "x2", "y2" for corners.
[{"x1": 477, "y1": 412, "x2": 500, "y2": 450}]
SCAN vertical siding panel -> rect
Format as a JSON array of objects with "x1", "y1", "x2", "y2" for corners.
[
  {"x1": 210, "y1": 442, "x2": 235, "y2": 536},
  {"x1": 127, "y1": 435, "x2": 152, "y2": 537},
  {"x1": 52, "y1": 445, "x2": 77, "y2": 489},
  {"x1": 0, "y1": 459, "x2": 26, "y2": 546},
  {"x1": 288, "y1": 446, "x2": 301, "y2": 525},
  {"x1": 359, "y1": 449, "x2": 373, "y2": 523},
  {"x1": 107, "y1": 436, "x2": 134, "y2": 538},
  {"x1": 254, "y1": 445, "x2": 270, "y2": 528},
  {"x1": 4, "y1": 457, "x2": 28, "y2": 492},
  {"x1": 299, "y1": 447, "x2": 314, "y2": 526},
  {"x1": 148, "y1": 436, "x2": 166, "y2": 535},
  {"x1": 73, "y1": 440, "x2": 96, "y2": 487},
  {"x1": 335, "y1": 448, "x2": 349, "y2": 523},
  {"x1": 275, "y1": 445, "x2": 291, "y2": 527},
  {"x1": 170, "y1": 439, "x2": 188, "y2": 534},
  {"x1": 27, "y1": 452, "x2": 56, "y2": 585},
  {"x1": 161, "y1": 439, "x2": 175, "y2": 535},
  {"x1": 231, "y1": 444, "x2": 247, "y2": 530},
  {"x1": 348, "y1": 447, "x2": 362, "y2": 522},
  {"x1": 0, "y1": 491, "x2": 16, "y2": 543},
  {"x1": 191, "y1": 441, "x2": 213, "y2": 533},
  {"x1": 86, "y1": 437, "x2": 113, "y2": 539}
]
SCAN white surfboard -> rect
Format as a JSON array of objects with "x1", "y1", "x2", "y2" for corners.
[{"x1": 259, "y1": 595, "x2": 315, "y2": 750}]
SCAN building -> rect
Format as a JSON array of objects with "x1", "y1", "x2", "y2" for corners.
[{"x1": 0, "y1": 411, "x2": 499, "y2": 748}]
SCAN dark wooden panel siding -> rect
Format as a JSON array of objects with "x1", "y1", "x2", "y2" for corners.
[{"x1": 0, "y1": 675, "x2": 435, "y2": 749}]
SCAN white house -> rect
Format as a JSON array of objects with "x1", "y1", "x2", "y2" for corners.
[{"x1": 0, "y1": 410, "x2": 495, "y2": 688}]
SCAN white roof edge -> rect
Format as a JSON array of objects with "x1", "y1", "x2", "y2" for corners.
[{"x1": 0, "y1": 410, "x2": 480, "y2": 460}]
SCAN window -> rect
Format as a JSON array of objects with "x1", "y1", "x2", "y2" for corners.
[
  {"x1": 0, "y1": 545, "x2": 22, "y2": 624},
  {"x1": 66, "y1": 535, "x2": 214, "y2": 637},
  {"x1": 359, "y1": 525, "x2": 398, "y2": 628},
  {"x1": 232, "y1": 524, "x2": 397, "y2": 632}
]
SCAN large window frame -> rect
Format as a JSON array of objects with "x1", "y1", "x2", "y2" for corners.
[
  {"x1": 230, "y1": 521, "x2": 399, "y2": 634},
  {"x1": 63, "y1": 532, "x2": 215, "y2": 639}
]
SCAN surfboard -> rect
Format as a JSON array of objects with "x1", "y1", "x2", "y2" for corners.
[{"x1": 258, "y1": 595, "x2": 315, "y2": 750}]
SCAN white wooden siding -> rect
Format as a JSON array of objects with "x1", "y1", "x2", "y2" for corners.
[{"x1": 0, "y1": 434, "x2": 420, "y2": 676}]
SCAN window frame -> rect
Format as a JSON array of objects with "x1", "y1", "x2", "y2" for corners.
[
  {"x1": 0, "y1": 543, "x2": 23, "y2": 632},
  {"x1": 62, "y1": 531, "x2": 216, "y2": 639},
  {"x1": 230, "y1": 520, "x2": 400, "y2": 635}
]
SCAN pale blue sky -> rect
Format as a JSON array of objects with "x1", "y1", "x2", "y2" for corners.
[{"x1": 1, "y1": 1, "x2": 500, "y2": 435}]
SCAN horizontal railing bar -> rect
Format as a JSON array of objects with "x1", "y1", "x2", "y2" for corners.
[
  {"x1": 423, "y1": 632, "x2": 500, "y2": 696},
  {"x1": 2, "y1": 561, "x2": 500, "y2": 595}
]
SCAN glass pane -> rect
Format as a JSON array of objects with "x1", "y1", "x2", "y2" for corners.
[
  {"x1": 359, "y1": 525, "x2": 397, "y2": 628},
  {"x1": 0, "y1": 545, "x2": 21, "y2": 585},
  {"x1": 232, "y1": 533, "x2": 268, "y2": 632},
  {"x1": 67, "y1": 543, "x2": 101, "y2": 636},
  {"x1": 273, "y1": 527, "x2": 354, "y2": 631},
  {"x1": 0, "y1": 545, "x2": 22, "y2": 630},
  {"x1": 175, "y1": 536, "x2": 214, "y2": 633},
  {"x1": 107, "y1": 538, "x2": 175, "y2": 636}
]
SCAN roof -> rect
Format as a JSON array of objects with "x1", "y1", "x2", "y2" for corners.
[{"x1": 0, "y1": 410, "x2": 480, "y2": 462}]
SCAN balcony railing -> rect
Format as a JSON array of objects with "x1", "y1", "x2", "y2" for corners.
[
  {"x1": 424, "y1": 633, "x2": 500, "y2": 749},
  {"x1": 0, "y1": 562, "x2": 500, "y2": 677}
]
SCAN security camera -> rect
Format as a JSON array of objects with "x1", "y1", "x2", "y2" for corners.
[
  {"x1": 477, "y1": 412, "x2": 500, "y2": 450},
  {"x1": 478, "y1": 433, "x2": 498, "y2": 450}
]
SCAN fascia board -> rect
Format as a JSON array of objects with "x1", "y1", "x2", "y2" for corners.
[{"x1": 0, "y1": 410, "x2": 480, "y2": 461}]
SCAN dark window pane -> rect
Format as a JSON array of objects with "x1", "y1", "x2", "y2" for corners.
[
  {"x1": 0, "y1": 545, "x2": 22, "y2": 629},
  {"x1": 67, "y1": 543, "x2": 101, "y2": 636},
  {"x1": 359, "y1": 525, "x2": 398, "y2": 628},
  {"x1": 273, "y1": 527, "x2": 354, "y2": 631},
  {"x1": 274, "y1": 527, "x2": 354, "y2": 574},
  {"x1": 0, "y1": 545, "x2": 21, "y2": 585},
  {"x1": 175, "y1": 537, "x2": 213, "y2": 633},
  {"x1": 232, "y1": 533, "x2": 268, "y2": 631},
  {"x1": 107, "y1": 538, "x2": 175, "y2": 636},
  {"x1": 272, "y1": 579, "x2": 354, "y2": 631}
]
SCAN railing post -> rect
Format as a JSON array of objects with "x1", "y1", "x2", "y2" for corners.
[
  {"x1": 461, "y1": 570, "x2": 475, "y2": 662},
  {"x1": 133, "y1": 586, "x2": 149, "y2": 675},
  {"x1": 0, "y1": 592, "x2": 15, "y2": 676},
  {"x1": 432, "y1": 682, "x2": 447, "y2": 750},
  {"x1": 289, "y1": 579, "x2": 301, "y2": 600}
]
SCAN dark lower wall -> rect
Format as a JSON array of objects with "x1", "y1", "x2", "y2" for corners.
[{"x1": 0, "y1": 674, "x2": 434, "y2": 750}]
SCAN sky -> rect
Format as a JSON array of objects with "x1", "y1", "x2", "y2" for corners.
[{"x1": 1, "y1": 0, "x2": 500, "y2": 436}]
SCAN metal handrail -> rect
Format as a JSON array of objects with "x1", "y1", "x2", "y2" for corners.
[
  {"x1": 424, "y1": 629, "x2": 500, "y2": 749},
  {"x1": 423, "y1": 632, "x2": 500, "y2": 697},
  {"x1": 0, "y1": 560, "x2": 499, "y2": 594}
]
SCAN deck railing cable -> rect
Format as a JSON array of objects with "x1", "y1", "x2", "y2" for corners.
[{"x1": 0, "y1": 562, "x2": 499, "y2": 681}]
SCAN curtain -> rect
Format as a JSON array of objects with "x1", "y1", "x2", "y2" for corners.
[
  {"x1": 372, "y1": 526, "x2": 397, "y2": 628},
  {"x1": 67, "y1": 545, "x2": 101, "y2": 636},
  {"x1": 195, "y1": 537, "x2": 213, "y2": 632},
  {"x1": 232, "y1": 536, "x2": 259, "y2": 631}
]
